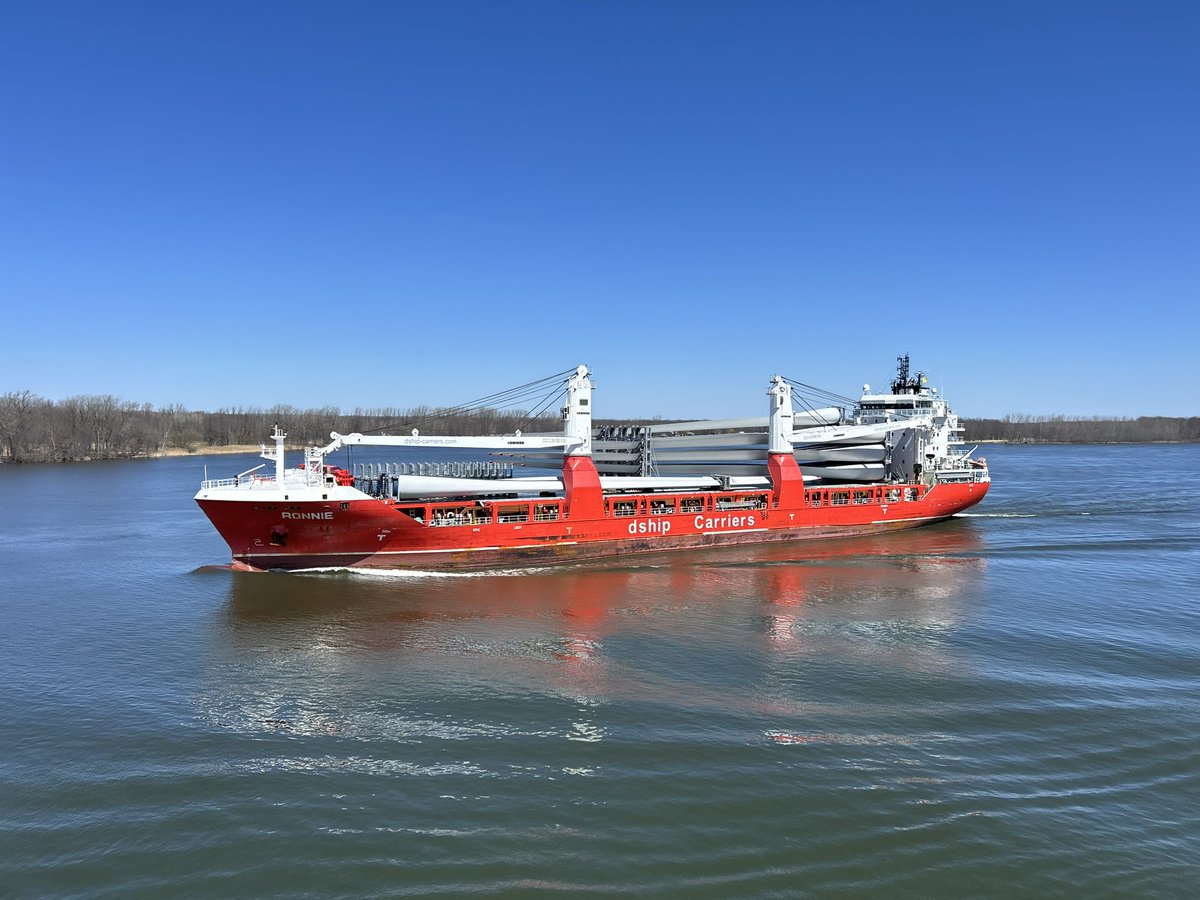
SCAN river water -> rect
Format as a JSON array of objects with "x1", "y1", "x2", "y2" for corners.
[{"x1": 1, "y1": 444, "x2": 1197, "y2": 896}]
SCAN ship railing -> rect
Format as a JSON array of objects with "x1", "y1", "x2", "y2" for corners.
[
  {"x1": 200, "y1": 476, "x2": 278, "y2": 490},
  {"x1": 932, "y1": 467, "x2": 990, "y2": 484},
  {"x1": 200, "y1": 477, "x2": 239, "y2": 490},
  {"x1": 716, "y1": 498, "x2": 766, "y2": 511},
  {"x1": 354, "y1": 461, "x2": 515, "y2": 479},
  {"x1": 428, "y1": 514, "x2": 495, "y2": 527}
]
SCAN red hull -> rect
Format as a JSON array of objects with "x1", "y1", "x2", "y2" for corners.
[{"x1": 197, "y1": 472, "x2": 989, "y2": 572}]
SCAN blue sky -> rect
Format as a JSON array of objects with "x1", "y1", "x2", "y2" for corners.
[{"x1": 2, "y1": 1, "x2": 1196, "y2": 419}]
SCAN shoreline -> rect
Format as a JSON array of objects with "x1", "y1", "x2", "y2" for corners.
[
  {"x1": 3, "y1": 438, "x2": 1196, "y2": 466},
  {"x1": 1, "y1": 444, "x2": 268, "y2": 465},
  {"x1": 971, "y1": 439, "x2": 1195, "y2": 445},
  {"x1": 153, "y1": 444, "x2": 265, "y2": 457}
]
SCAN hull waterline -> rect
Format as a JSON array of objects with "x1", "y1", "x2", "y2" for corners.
[{"x1": 197, "y1": 479, "x2": 988, "y2": 572}]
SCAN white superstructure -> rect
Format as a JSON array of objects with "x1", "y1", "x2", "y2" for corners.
[{"x1": 854, "y1": 355, "x2": 982, "y2": 484}]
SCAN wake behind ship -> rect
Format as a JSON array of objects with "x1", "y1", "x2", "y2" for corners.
[{"x1": 196, "y1": 359, "x2": 990, "y2": 571}]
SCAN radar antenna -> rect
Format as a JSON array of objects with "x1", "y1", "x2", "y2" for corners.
[{"x1": 891, "y1": 354, "x2": 911, "y2": 394}]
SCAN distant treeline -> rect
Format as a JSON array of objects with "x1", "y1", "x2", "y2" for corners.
[
  {"x1": 0, "y1": 390, "x2": 560, "y2": 463},
  {"x1": 964, "y1": 415, "x2": 1200, "y2": 443},
  {"x1": 1, "y1": 390, "x2": 1197, "y2": 463}
]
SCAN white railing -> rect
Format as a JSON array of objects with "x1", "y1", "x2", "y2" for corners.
[
  {"x1": 200, "y1": 477, "x2": 241, "y2": 490},
  {"x1": 199, "y1": 475, "x2": 279, "y2": 491},
  {"x1": 933, "y1": 468, "x2": 990, "y2": 484}
]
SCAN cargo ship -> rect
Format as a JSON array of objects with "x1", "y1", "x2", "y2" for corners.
[{"x1": 195, "y1": 359, "x2": 990, "y2": 571}]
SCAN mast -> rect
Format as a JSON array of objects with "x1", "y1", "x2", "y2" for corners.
[
  {"x1": 891, "y1": 354, "x2": 911, "y2": 394},
  {"x1": 560, "y1": 365, "x2": 602, "y2": 518},
  {"x1": 562, "y1": 364, "x2": 593, "y2": 457},
  {"x1": 765, "y1": 375, "x2": 805, "y2": 509},
  {"x1": 768, "y1": 374, "x2": 794, "y2": 454},
  {"x1": 271, "y1": 423, "x2": 286, "y2": 485}
]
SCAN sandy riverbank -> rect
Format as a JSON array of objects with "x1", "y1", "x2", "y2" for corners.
[{"x1": 151, "y1": 445, "x2": 265, "y2": 457}]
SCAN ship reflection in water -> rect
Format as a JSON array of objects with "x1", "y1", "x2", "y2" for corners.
[{"x1": 200, "y1": 520, "x2": 986, "y2": 752}]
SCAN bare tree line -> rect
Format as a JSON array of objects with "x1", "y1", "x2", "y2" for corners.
[
  {"x1": 0, "y1": 390, "x2": 561, "y2": 463},
  {"x1": 964, "y1": 414, "x2": 1200, "y2": 443},
  {"x1": 2, "y1": 391, "x2": 1197, "y2": 463}
]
